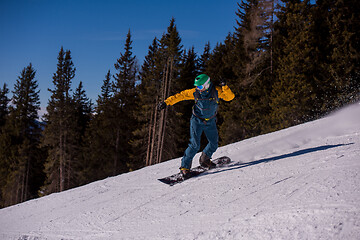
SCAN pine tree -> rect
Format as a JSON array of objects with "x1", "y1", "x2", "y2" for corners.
[
  {"x1": 218, "y1": 0, "x2": 274, "y2": 144},
  {"x1": 303, "y1": 0, "x2": 334, "y2": 115},
  {"x1": 270, "y1": 0, "x2": 316, "y2": 129},
  {"x1": 42, "y1": 47, "x2": 77, "y2": 194},
  {"x1": 241, "y1": 1, "x2": 275, "y2": 136},
  {"x1": 12, "y1": 64, "x2": 41, "y2": 124},
  {"x1": 0, "y1": 83, "x2": 10, "y2": 128},
  {"x1": 176, "y1": 47, "x2": 198, "y2": 94},
  {"x1": 156, "y1": 18, "x2": 184, "y2": 163},
  {"x1": 0, "y1": 63, "x2": 44, "y2": 207},
  {"x1": 133, "y1": 37, "x2": 162, "y2": 167},
  {"x1": 73, "y1": 81, "x2": 92, "y2": 139},
  {"x1": 71, "y1": 81, "x2": 92, "y2": 183},
  {"x1": 198, "y1": 42, "x2": 211, "y2": 73},
  {"x1": 206, "y1": 35, "x2": 237, "y2": 84},
  {"x1": 0, "y1": 83, "x2": 10, "y2": 207},
  {"x1": 134, "y1": 18, "x2": 185, "y2": 167},
  {"x1": 111, "y1": 29, "x2": 138, "y2": 174},
  {"x1": 236, "y1": 0, "x2": 272, "y2": 85},
  {"x1": 97, "y1": 70, "x2": 112, "y2": 113},
  {"x1": 326, "y1": 0, "x2": 360, "y2": 107},
  {"x1": 81, "y1": 71, "x2": 115, "y2": 183}
]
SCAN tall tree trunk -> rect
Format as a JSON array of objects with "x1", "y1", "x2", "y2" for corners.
[
  {"x1": 60, "y1": 131, "x2": 64, "y2": 192},
  {"x1": 67, "y1": 149, "x2": 71, "y2": 190},
  {"x1": 145, "y1": 106, "x2": 154, "y2": 166},
  {"x1": 148, "y1": 96, "x2": 159, "y2": 166},
  {"x1": 20, "y1": 168, "x2": 25, "y2": 203},
  {"x1": 114, "y1": 128, "x2": 120, "y2": 175},
  {"x1": 157, "y1": 58, "x2": 172, "y2": 163},
  {"x1": 158, "y1": 57, "x2": 173, "y2": 163},
  {"x1": 156, "y1": 62, "x2": 168, "y2": 163},
  {"x1": 156, "y1": 107, "x2": 165, "y2": 163},
  {"x1": 24, "y1": 156, "x2": 30, "y2": 201},
  {"x1": 146, "y1": 96, "x2": 159, "y2": 166}
]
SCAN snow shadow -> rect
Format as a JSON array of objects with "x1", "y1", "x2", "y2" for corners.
[{"x1": 209, "y1": 143, "x2": 354, "y2": 175}]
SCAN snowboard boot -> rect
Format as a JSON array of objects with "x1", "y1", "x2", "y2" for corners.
[
  {"x1": 199, "y1": 152, "x2": 216, "y2": 169},
  {"x1": 180, "y1": 168, "x2": 191, "y2": 179}
]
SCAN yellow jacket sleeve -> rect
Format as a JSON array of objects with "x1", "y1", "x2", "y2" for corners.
[
  {"x1": 164, "y1": 88, "x2": 196, "y2": 106},
  {"x1": 216, "y1": 85, "x2": 235, "y2": 101}
]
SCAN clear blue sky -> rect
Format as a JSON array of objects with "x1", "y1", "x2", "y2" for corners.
[{"x1": 0, "y1": 0, "x2": 238, "y2": 114}]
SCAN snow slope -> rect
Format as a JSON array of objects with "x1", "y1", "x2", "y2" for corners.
[{"x1": 1, "y1": 103, "x2": 359, "y2": 240}]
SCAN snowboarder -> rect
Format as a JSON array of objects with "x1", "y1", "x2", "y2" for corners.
[{"x1": 157, "y1": 74, "x2": 235, "y2": 179}]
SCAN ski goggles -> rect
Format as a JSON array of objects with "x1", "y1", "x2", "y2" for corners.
[{"x1": 196, "y1": 77, "x2": 211, "y2": 90}]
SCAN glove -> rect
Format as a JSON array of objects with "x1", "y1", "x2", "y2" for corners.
[
  {"x1": 220, "y1": 78, "x2": 227, "y2": 86},
  {"x1": 157, "y1": 101, "x2": 167, "y2": 111}
]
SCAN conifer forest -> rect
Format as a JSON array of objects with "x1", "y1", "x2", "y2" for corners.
[{"x1": 1, "y1": 0, "x2": 359, "y2": 208}]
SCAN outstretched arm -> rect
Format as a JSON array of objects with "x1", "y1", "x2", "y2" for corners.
[{"x1": 164, "y1": 88, "x2": 196, "y2": 106}]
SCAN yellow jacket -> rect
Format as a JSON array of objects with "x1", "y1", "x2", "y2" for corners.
[{"x1": 164, "y1": 85, "x2": 235, "y2": 106}]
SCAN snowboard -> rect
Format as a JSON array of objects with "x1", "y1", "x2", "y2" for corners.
[{"x1": 158, "y1": 156, "x2": 231, "y2": 186}]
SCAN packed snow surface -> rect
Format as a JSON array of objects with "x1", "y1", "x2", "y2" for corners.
[{"x1": 1, "y1": 103, "x2": 360, "y2": 240}]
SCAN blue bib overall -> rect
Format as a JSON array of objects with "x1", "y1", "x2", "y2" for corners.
[{"x1": 181, "y1": 84, "x2": 219, "y2": 169}]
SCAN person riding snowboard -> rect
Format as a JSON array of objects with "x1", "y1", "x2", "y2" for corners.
[{"x1": 157, "y1": 74, "x2": 235, "y2": 179}]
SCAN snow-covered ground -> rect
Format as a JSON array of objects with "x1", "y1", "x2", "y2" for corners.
[{"x1": 1, "y1": 103, "x2": 359, "y2": 240}]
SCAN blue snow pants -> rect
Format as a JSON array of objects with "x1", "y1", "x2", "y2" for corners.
[{"x1": 181, "y1": 115, "x2": 219, "y2": 169}]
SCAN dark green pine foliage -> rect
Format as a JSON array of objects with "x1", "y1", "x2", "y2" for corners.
[
  {"x1": 325, "y1": 0, "x2": 360, "y2": 107},
  {"x1": 97, "y1": 70, "x2": 113, "y2": 113},
  {"x1": 0, "y1": 83, "x2": 10, "y2": 128},
  {"x1": 270, "y1": 0, "x2": 316, "y2": 129},
  {"x1": 0, "y1": 83, "x2": 10, "y2": 207},
  {"x1": 81, "y1": 71, "x2": 116, "y2": 183},
  {"x1": 239, "y1": 0, "x2": 274, "y2": 138},
  {"x1": 136, "y1": 18, "x2": 184, "y2": 167},
  {"x1": 132, "y1": 37, "x2": 163, "y2": 167},
  {"x1": 42, "y1": 47, "x2": 77, "y2": 194},
  {"x1": 0, "y1": 64, "x2": 44, "y2": 207},
  {"x1": 73, "y1": 81, "x2": 92, "y2": 139},
  {"x1": 161, "y1": 18, "x2": 183, "y2": 62},
  {"x1": 198, "y1": 42, "x2": 211, "y2": 73},
  {"x1": 310, "y1": 0, "x2": 336, "y2": 114},
  {"x1": 72, "y1": 81, "x2": 92, "y2": 183},
  {"x1": 236, "y1": 0, "x2": 271, "y2": 85},
  {"x1": 206, "y1": 35, "x2": 237, "y2": 85},
  {"x1": 177, "y1": 47, "x2": 199, "y2": 97},
  {"x1": 219, "y1": 0, "x2": 274, "y2": 145},
  {"x1": 111, "y1": 29, "x2": 138, "y2": 174},
  {"x1": 158, "y1": 18, "x2": 184, "y2": 162}
]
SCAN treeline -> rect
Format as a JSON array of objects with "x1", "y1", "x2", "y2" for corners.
[{"x1": 1, "y1": 0, "x2": 359, "y2": 208}]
